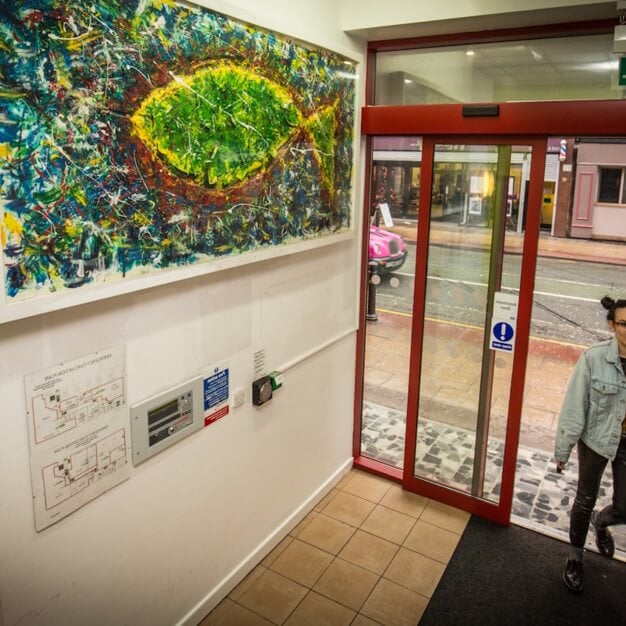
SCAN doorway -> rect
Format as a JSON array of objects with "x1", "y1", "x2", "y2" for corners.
[
  {"x1": 356, "y1": 119, "x2": 626, "y2": 546},
  {"x1": 395, "y1": 138, "x2": 545, "y2": 523}
]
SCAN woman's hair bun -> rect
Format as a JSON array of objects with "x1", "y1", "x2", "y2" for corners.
[{"x1": 601, "y1": 295, "x2": 615, "y2": 311}]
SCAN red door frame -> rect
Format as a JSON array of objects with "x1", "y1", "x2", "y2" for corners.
[
  {"x1": 354, "y1": 102, "x2": 626, "y2": 515},
  {"x1": 353, "y1": 18, "x2": 626, "y2": 520},
  {"x1": 400, "y1": 135, "x2": 545, "y2": 524}
]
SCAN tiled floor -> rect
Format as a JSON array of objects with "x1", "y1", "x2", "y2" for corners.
[
  {"x1": 361, "y1": 400, "x2": 626, "y2": 557},
  {"x1": 199, "y1": 469, "x2": 470, "y2": 626}
]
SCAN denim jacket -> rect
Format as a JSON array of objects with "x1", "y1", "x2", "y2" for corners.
[{"x1": 555, "y1": 338, "x2": 626, "y2": 463}]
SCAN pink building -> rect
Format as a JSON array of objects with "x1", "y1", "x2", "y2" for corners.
[{"x1": 571, "y1": 140, "x2": 626, "y2": 241}]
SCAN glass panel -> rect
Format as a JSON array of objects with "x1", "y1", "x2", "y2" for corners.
[
  {"x1": 360, "y1": 136, "x2": 421, "y2": 468},
  {"x1": 414, "y1": 143, "x2": 532, "y2": 504},
  {"x1": 375, "y1": 33, "x2": 622, "y2": 105},
  {"x1": 598, "y1": 168, "x2": 622, "y2": 203}
]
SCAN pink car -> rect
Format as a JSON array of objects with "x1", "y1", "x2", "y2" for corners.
[{"x1": 368, "y1": 225, "x2": 408, "y2": 274}]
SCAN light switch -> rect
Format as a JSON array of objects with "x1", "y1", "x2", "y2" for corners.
[{"x1": 233, "y1": 387, "x2": 245, "y2": 408}]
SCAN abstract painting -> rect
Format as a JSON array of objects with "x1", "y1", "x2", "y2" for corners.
[{"x1": 0, "y1": 0, "x2": 355, "y2": 310}]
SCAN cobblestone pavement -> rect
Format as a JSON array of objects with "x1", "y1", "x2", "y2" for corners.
[{"x1": 362, "y1": 400, "x2": 626, "y2": 559}]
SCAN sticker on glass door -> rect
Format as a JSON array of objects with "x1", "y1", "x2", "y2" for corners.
[{"x1": 490, "y1": 292, "x2": 519, "y2": 352}]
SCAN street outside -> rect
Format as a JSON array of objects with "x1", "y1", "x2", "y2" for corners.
[
  {"x1": 375, "y1": 242, "x2": 620, "y2": 347},
  {"x1": 363, "y1": 225, "x2": 625, "y2": 456}
]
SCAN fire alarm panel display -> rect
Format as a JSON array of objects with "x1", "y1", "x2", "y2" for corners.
[
  {"x1": 130, "y1": 377, "x2": 203, "y2": 465},
  {"x1": 147, "y1": 393, "x2": 194, "y2": 447}
]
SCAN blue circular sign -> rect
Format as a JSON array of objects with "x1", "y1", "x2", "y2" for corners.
[{"x1": 493, "y1": 322, "x2": 514, "y2": 342}]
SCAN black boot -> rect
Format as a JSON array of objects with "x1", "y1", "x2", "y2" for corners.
[
  {"x1": 591, "y1": 510, "x2": 615, "y2": 558},
  {"x1": 563, "y1": 558, "x2": 583, "y2": 593}
]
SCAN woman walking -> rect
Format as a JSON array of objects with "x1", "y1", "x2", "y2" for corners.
[{"x1": 555, "y1": 296, "x2": 626, "y2": 593}]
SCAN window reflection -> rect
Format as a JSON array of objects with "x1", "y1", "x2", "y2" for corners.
[{"x1": 375, "y1": 33, "x2": 620, "y2": 105}]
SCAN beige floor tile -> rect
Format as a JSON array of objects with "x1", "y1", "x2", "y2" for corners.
[
  {"x1": 351, "y1": 614, "x2": 381, "y2": 626},
  {"x1": 360, "y1": 578, "x2": 428, "y2": 626},
  {"x1": 269, "y1": 538, "x2": 333, "y2": 587},
  {"x1": 314, "y1": 557, "x2": 379, "y2": 611},
  {"x1": 289, "y1": 511, "x2": 318, "y2": 538},
  {"x1": 322, "y1": 491, "x2": 376, "y2": 527},
  {"x1": 237, "y1": 569, "x2": 307, "y2": 624},
  {"x1": 420, "y1": 499, "x2": 470, "y2": 534},
  {"x1": 297, "y1": 512, "x2": 355, "y2": 555},
  {"x1": 384, "y1": 547, "x2": 446, "y2": 598},
  {"x1": 199, "y1": 598, "x2": 236, "y2": 625},
  {"x1": 379, "y1": 484, "x2": 429, "y2": 518},
  {"x1": 335, "y1": 469, "x2": 356, "y2": 490},
  {"x1": 261, "y1": 536, "x2": 294, "y2": 567},
  {"x1": 229, "y1": 565, "x2": 267, "y2": 601},
  {"x1": 314, "y1": 488, "x2": 340, "y2": 512},
  {"x1": 403, "y1": 519, "x2": 461, "y2": 564},
  {"x1": 339, "y1": 530, "x2": 398, "y2": 575},
  {"x1": 200, "y1": 600, "x2": 274, "y2": 626},
  {"x1": 361, "y1": 505, "x2": 416, "y2": 545},
  {"x1": 342, "y1": 471, "x2": 392, "y2": 503},
  {"x1": 284, "y1": 591, "x2": 355, "y2": 626}
]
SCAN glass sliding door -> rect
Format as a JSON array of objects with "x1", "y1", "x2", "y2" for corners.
[
  {"x1": 403, "y1": 138, "x2": 545, "y2": 523},
  {"x1": 359, "y1": 137, "x2": 421, "y2": 470}
]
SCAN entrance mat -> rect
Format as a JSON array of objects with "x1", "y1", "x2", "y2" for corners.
[{"x1": 419, "y1": 515, "x2": 626, "y2": 625}]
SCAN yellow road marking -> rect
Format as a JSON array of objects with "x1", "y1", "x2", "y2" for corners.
[{"x1": 375, "y1": 308, "x2": 585, "y2": 349}]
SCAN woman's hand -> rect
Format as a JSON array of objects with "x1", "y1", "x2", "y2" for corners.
[{"x1": 556, "y1": 460, "x2": 566, "y2": 474}]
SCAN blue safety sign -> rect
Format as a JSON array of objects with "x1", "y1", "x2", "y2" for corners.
[
  {"x1": 491, "y1": 321, "x2": 514, "y2": 352},
  {"x1": 493, "y1": 322, "x2": 514, "y2": 342},
  {"x1": 204, "y1": 368, "x2": 229, "y2": 411}
]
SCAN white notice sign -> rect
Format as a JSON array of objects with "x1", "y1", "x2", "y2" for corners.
[
  {"x1": 493, "y1": 292, "x2": 519, "y2": 323},
  {"x1": 490, "y1": 292, "x2": 519, "y2": 353},
  {"x1": 470, "y1": 176, "x2": 483, "y2": 194},
  {"x1": 378, "y1": 203, "x2": 394, "y2": 227},
  {"x1": 24, "y1": 346, "x2": 129, "y2": 531}
]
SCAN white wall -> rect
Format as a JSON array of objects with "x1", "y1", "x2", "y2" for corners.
[
  {"x1": 340, "y1": 0, "x2": 611, "y2": 27},
  {"x1": 0, "y1": 1, "x2": 365, "y2": 625},
  {"x1": 339, "y1": 0, "x2": 616, "y2": 38}
]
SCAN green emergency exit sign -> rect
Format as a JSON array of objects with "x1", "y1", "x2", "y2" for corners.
[{"x1": 620, "y1": 56, "x2": 626, "y2": 87}]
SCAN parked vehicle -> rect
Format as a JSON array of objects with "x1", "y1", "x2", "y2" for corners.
[{"x1": 368, "y1": 225, "x2": 408, "y2": 274}]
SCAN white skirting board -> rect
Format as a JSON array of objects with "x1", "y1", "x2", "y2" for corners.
[{"x1": 176, "y1": 457, "x2": 354, "y2": 626}]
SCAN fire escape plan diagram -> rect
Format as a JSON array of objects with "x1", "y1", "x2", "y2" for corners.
[{"x1": 25, "y1": 346, "x2": 130, "y2": 531}]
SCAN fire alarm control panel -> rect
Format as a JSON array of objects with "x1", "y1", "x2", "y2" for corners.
[{"x1": 130, "y1": 377, "x2": 203, "y2": 465}]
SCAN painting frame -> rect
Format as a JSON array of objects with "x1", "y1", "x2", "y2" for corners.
[{"x1": 0, "y1": 0, "x2": 358, "y2": 324}]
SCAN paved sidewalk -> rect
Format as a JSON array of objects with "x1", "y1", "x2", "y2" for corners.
[
  {"x1": 364, "y1": 310, "x2": 579, "y2": 453},
  {"x1": 388, "y1": 220, "x2": 626, "y2": 266},
  {"x1": 365, "y1": 220, "x2": 623, "y2": 452}
]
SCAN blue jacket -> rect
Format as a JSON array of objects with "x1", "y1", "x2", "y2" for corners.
[{"x1": 555, "y1": 338, "x2": 626, "y2": 463}]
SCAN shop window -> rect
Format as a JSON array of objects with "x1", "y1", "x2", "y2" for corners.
[{"x1": 598, "y1": 167, "x2": 625, "y2": 204}]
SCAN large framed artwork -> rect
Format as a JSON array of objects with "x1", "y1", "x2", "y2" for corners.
[{"x1": 0, "y1": 1, "x2": 356, "y2": 323}]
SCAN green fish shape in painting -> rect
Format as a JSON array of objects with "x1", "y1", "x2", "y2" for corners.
[{"x1": 131, "y1": 62, "x2": 337, "y2": 193}]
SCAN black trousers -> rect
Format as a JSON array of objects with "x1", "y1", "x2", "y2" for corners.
[{"x1": 570, "y1": 438, "x2": 626, "y2": 549}]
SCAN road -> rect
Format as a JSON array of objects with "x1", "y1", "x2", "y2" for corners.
[{"x1": 374, "y1": 243, "x2": 620, "y2": 346}]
